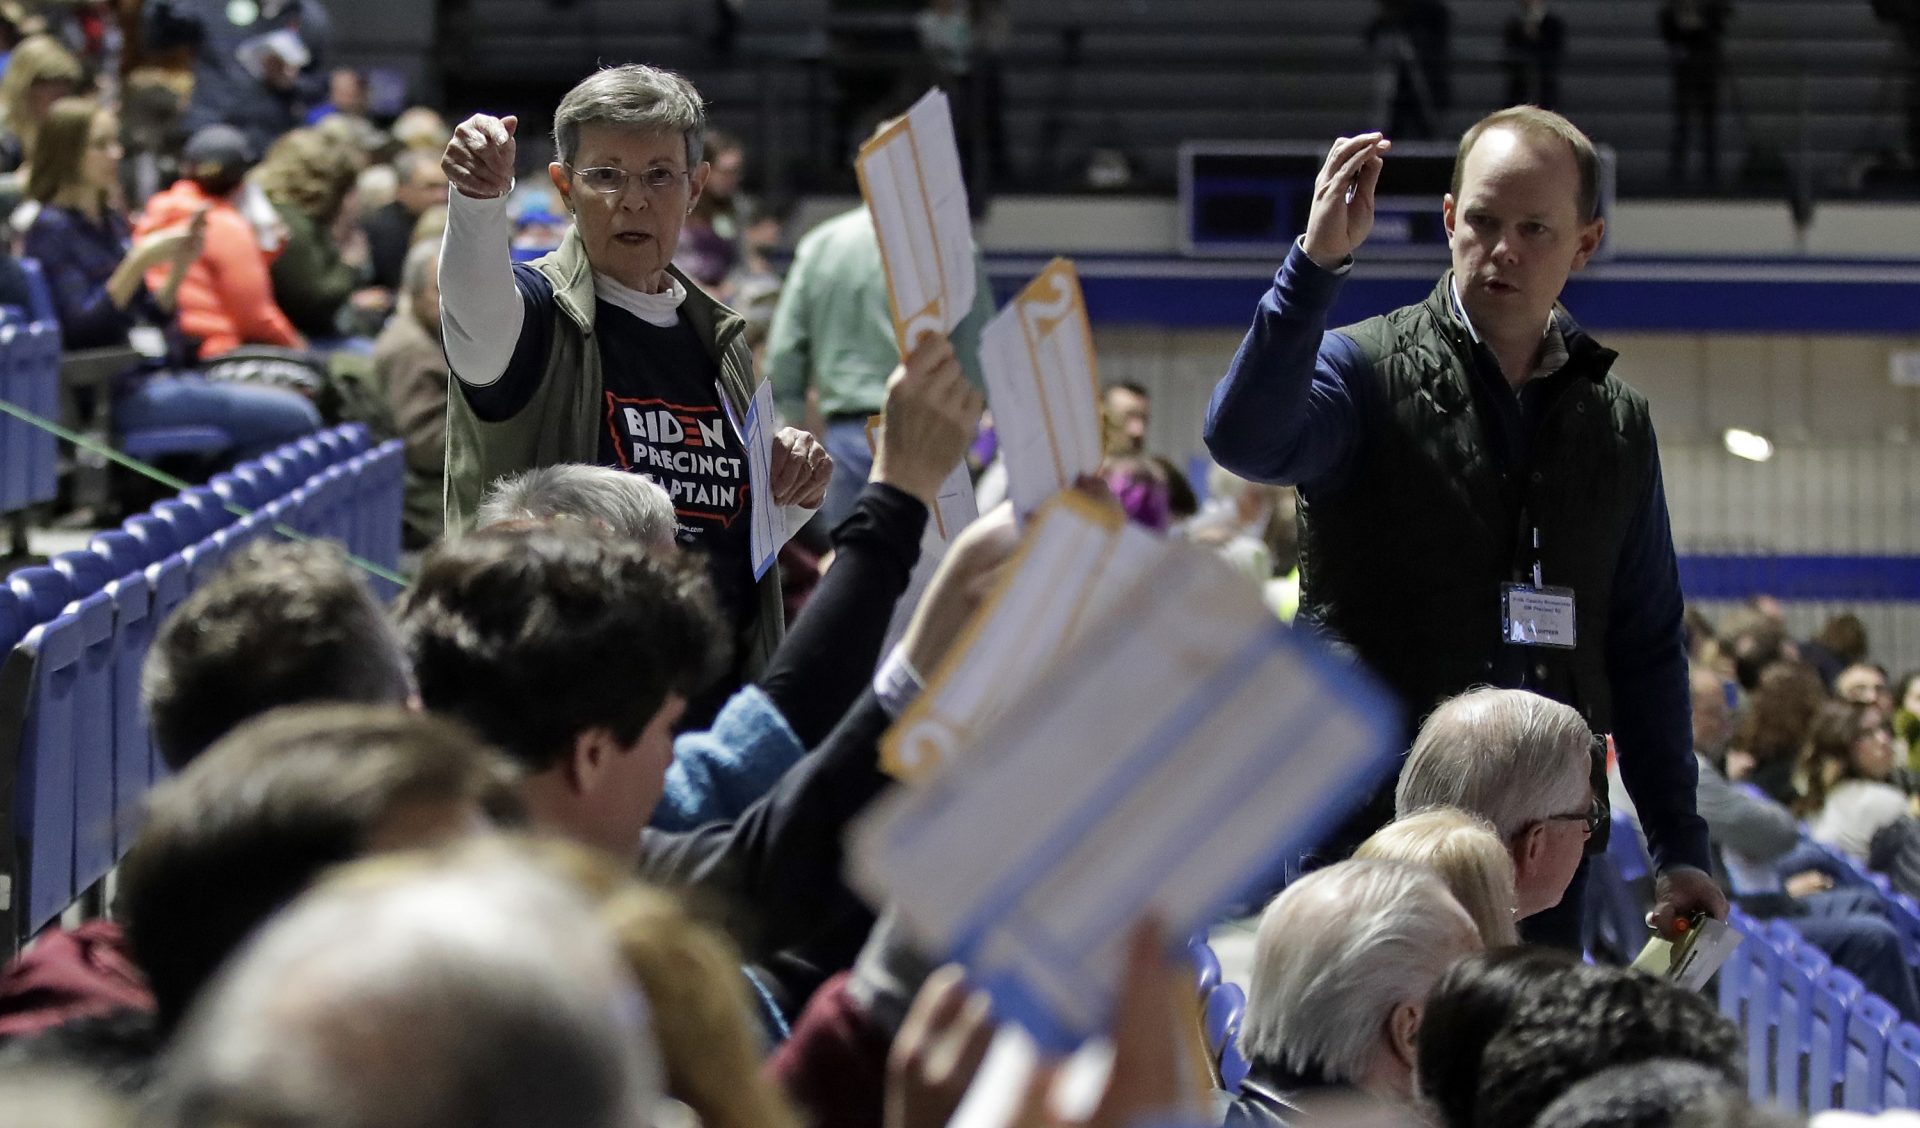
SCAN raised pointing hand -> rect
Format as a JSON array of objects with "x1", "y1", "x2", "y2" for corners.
[
  {"x1": 1301, "y1": 132, "x2": 1392, "y2": 271},
  {"x1": 444, "y1": 113, "x2": 518, "y2": 201}
]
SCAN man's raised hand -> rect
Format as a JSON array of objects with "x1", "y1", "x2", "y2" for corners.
[
  {"x1": 444, "y1": 113, "x2": 518, "y2": 201},
  {"x1": 1301, "y1": 132, "x2": 1391, "y2": 271}
]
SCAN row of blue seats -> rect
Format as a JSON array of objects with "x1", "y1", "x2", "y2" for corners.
[
  {"x1": 0, "y1": 424, "x2": 406, "y2": 949},
  {"x1": 1190, "y1": 937, "x2": 1251, "y2": 1091},
  {"x1": 0, "y1": 299, "x2": 61, "y2": 519},
  {"x1": 1721, "y1": 905, "x2": 1920, "y2": 1112}
]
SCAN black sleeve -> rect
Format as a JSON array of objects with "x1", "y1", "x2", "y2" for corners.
[
  {"x1": 637, "y1": 690, "x2": 893, "y2": 964},
  {"x1": 756, "y1": 483, "x2": 928, "y2": 748}
]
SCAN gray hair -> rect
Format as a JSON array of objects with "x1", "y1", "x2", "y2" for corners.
[
  {"x1": 401, "y1": 237, "x2": 440, "y2": 300},
  {"x1": 1395, "y1": 687, "x2": 1593, "y2": 840},
  {"x1": 1239, "y1": 859, "x2": 1481, "y2": 1082},
  {"x1": 475, "y1": 464, "x2": 679, "y2": 552},
  {"x1": 147, "y1": 848, "x2": 663, "y2": 1128},
  {"x1": 552, "y1": 64, "x2": 706, "y2": 167},
  {"x1": 1356, "y1": 807, "x2": 1521, "y2": 947}
]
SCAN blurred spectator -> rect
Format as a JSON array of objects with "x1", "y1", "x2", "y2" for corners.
[
  {"x1": 675, "y1": 128, "x2": 744, "y2": 291},
  {"x1": 1722, "y1": 606, "x2": 1796, "y2": 691},
  {"x1": 1804, "y1": 699, "x2": 1911, "y2": 861},
  {"x1": 252, "y1": 126, "x2": 387, "y2": 338},
  {"x1": 1365, "y1": 0, "x2": 1452, "y2": 141},
  {"x1": 363, "y1": 148, "x2": 447, "y2": 290},
  {"x1": 1228, "y1": 860, "x2": 1481, "y2": 1125},
  {"x1": 22, "y1": 98, "x2": 322, "y2": 461},
  {"x1": 135, "y1": 123, "x2": 307, "y2": 358},
  {"x1": 767, "y1": 204, "x2": 991, "y2": 528},
  {"x1": 389, "y1": 104, "x2": 452, "y2": 154},
  {"x1": 1533, "y1": 1060, "x2": 1786, "y2": 1128},
  {"x1": 0, "y1": 33, "x2": 81, "y2": 174},
  {"x1": 1417, "y1": 948, "x2": 1582, "y2": 1128},
  {"x1": 1503, "y1": 0, "x2": 1566, "y2": 110},
  {"x1": 1102, "y1": 456, "x2": 1171, "y2": 533},
  {"x1": 1898, "y1": 669, "x2": 1920, "y2": 770},
  {"x1": 1874, "y1": 0, "x2": 1920, "y2": 171},
  {"x1": 1803, "y1": 611, "x2": 1870, "y2": 689},
  {"x1": 1733, "y1": 659, "x2": 1826, "y2": 805},
  {"x1": 1659, "y1": 0, "x2": 1731, "y2": 185},
  {"x1": 1103, "y1": 380, "x2": 1151, "y2": 457},
  {"x1": 1185, "y1": 464, "x2": 1279, "y2": 588},
  {"x1": 373, "y1": 238, "x2": 446, "y2": 547},
  {"x1": 142, "y1": 0, "x2": 332, "y2": 154},
  {"x1": 304, "y1": 65, "x2": 367, "y2": 124},
  {"x1": 1837, "y1": 661, "x2": 1895, "y2": 717}
]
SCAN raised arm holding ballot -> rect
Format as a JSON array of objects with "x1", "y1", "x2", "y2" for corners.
[{"x1": 1202, "y1": 107, "x2": 1725, "y2": 948}]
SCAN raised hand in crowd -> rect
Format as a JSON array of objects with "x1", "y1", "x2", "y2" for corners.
[
  {"x1": 443, "y1": 113, "x2": 518, "y2": 201},
  {"x1": 770, "y1": 427, "x2": 835, "y2": 509},
  {"x1": 1301, "y1": 132, "x2": 1392, "y2": 270},
  {"x1": 886, "y1": 965, "x2": 998, "y2": 1128},
  {"x1": 873, "y1": 330, "x2": 988, "y2": 506}
]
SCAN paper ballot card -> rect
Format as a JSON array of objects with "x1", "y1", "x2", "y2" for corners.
[
  {"x1": 881, "y1": 492, "x2": 1159, "y2": 782},
  {"x1": 1631, "y1": 917, "x2": 1743, "y2": 993},
  {"x1": 739, "y1": 380, "x2": 799, "y2": 580},
  {"x1": 979, "y1": 260, "x2": 1104, "y2": 516},
  {"x1": 856, "y1": 88, "x2": 977, "y2": 355},
  {"x1": 849, "y1": 545, "x2": 1403, "y2": 1050}
]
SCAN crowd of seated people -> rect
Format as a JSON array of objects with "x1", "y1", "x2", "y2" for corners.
[{"x1": 6, "y1": 24, "x2": 1920, "y2": 1128}]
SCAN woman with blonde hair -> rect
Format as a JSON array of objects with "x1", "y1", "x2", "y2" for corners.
[
  {"x1": 1356, "y1": 806, "x2": 1521, "y2": 946},
  {"x1": 0, "y1": 33, "x2": 81, "y2": 172},
  {"x1": 252, "y1": 126, "x2": 388, "y2": 338}
]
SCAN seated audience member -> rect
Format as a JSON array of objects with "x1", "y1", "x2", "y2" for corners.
[
  {"x1": 143, "y1": 844, "x2": 666, "y2": 1128},
  {"x1": 1395, "y1": 687, "x2": 1597, "y2": 923},
  {"x1": 142, "y1": 541, "x2": 412, "y2": 771},
  {"x1": 1532, "y1": 1059, "x2": 1798, "y2": 1128},
  {"x1": 513, "y1": 839, "x2": 804, "y2": 1128},
  {"x1": 1615, "y1": 667, "x2": 1920, "y2": 1022},
  {"x1": 0, "y1": 33, "x2": 81, "y2": 177},
  {"x1": 477, "y1": 463, "x2": 679, "y2": 551},
  {"x1": 118, "y1": 706, "x2": 521, "y2": 1037},
  {"x1": 1355, "y1": 807, "x2": 1520, "y2": 946},
  {"x1": 305, "y1": 67, "x2": 370, "y2": 126},
  {"x1": 1804, "y1": 699, "x2": 1912, "y2": 861},
  {"x1": 1417, "y1": 948, "x2": 1582, "y2": 1128},
  {"x1": 1420, "y1": 957, "x2": 1742, "y2": 1128},
  {"x1": 1226, "y1": 860, "x2": 1483, "y2": 1126},
  {"x1": 253, "y1": 127, "x2": 386, "y2": 340},
  {"x1": 1897, "y1": 669, "x2": 1920, "y2": 769},
  {"x1": 1735, "y1": 659, "x2": 1827, "y2": 806},
  {"x1": 373, "y1": 237, "x2": 449, "y2": 547},
  {"x1": 1802, "y1": 612, "x2": 1869, "y2": 690},
  {"x1": 21, "y1": 98, "x2": 321, "y2": 460},
  {"x1": 136, "y1": 125, "x2": 308, "y2": 360},
  {"x1": 364, "y1": 149, "x2": 448, "y2": 290},
  {"x1": 1837, "y1": 660, "x2": 1896, "y2": 717}
]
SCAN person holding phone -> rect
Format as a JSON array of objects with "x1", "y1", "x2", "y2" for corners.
[{"x1": 1203, "y1": 107, "x2": 1724, "y2": 949}]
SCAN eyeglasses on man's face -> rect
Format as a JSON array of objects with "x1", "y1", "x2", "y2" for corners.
[
  {"x1": 1541, "y1": 795, "x2": 1604, "y2": 837},
  {"x1": 567, "y1": 164, "x2": 689, "y2": 197}
]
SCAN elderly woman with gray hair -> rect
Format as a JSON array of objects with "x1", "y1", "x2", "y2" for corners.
[{"x1": 437, "y1": 64, "x2": 834, "y2": 705}]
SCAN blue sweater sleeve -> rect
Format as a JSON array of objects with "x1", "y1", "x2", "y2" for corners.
[
  {"x1": 1606, "y1": 437, "x2": 1712, "y2": 874},
  {"x1": 649, "y1": 684, "x2": 808, "y2": 832},
  {"x1": 1203, "y1": 240, "x2": 1370, "y2": 491},
  {"x1": 23, "y1": 214, "x2": 132, "y2": 349}
]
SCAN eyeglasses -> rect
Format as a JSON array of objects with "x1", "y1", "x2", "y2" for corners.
[
  {"x1": 566, "y1": 164, "x2": 688, "y2": 197},
  {"x1": 1540, "y1": 795, "x2": 1604, "y2": 837}
]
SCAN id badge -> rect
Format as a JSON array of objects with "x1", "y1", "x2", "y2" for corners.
[{"x1": 1502, "y1": 584, "x2": 1577, "y2": 649}]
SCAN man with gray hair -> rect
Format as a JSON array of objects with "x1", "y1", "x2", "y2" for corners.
[
  {"x1": 1396, "y1": 686, "x2": 1598, "y2": 923},
  {"x1": 145, "y1": 846, "x2": 666, "y2": 1128},
  {"x1": 1228, "y1": 859, "x2": 1483, "y2": 1127},
  {"x1": 479, "y1": 464, "x2": 680, "y2": 552},
  {"x1": 374, "y1": 236, "x2": 451, "y2": 547}
]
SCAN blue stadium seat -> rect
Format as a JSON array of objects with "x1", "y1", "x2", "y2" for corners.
[
  {"x1": 90, "y1": 529, "x2": 153, "y2": 577},
  {"x1": 98, "y1": 557, "x2": 156, "y2": 855},
  {"x1": 1741, "y1": 918, "x2": 1786, "y2": 1103},
  {"x1": 1811, "y1": 967, "x2": 1867, "y2": 1111},
  {"x1": 180, "y1": 485, "x2": 235, "y2": 532},
  {"x1": 1775, "y1": 942, "x2": 1834, "y2": 1111},
  {"x1": 209, "y1": 469, "x2": 265, "y2": 511},
  {"x1": 123, "y1": 514, "x2": 181, "y2": 563},
  {"x1": 1844, "y1": 992, "x2": 1898, "y2": 1110},
  {"x1": 1203, "y1": 981, "x2": 1245, "y2": 1058},
  {"x1": 1189, "y1": 938, "x2": 1221, "y2": 998},
  {"x1": 153, "y1": 497, "x2": 214, "y2": 548},
  {"x1": 0, "y1": 587, "x2": 23, "y2": 653},
  {"x1": 8, "y1": 566, "x2": 78, "y2": 937},
  {"x1": 1887, "y1": 1024, "x2": 1920, "y2": 1108}
]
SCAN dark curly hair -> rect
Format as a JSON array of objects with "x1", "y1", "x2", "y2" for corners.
[
  {"x1": 396, "y1": 524, "x2": 727, "y2": 773},
  {"x1": 1470, "y1": 963, "x2": 1742, "y2": 1128},
  {"x1": 1417, "y1": 946, "x2": 1580, "y2": 1128}
]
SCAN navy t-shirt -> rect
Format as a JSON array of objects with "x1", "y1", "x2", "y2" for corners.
[{"x1": 460, "y1": 266, "x2": 758, "y2": 636}]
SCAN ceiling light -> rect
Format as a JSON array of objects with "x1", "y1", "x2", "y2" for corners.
[{"x1": 1723, "y1": 428, "x2": 1775, "y2": 462}]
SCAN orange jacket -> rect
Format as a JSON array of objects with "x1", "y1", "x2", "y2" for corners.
[{"x1": 135, "y1": 180, "x2": 305, "y2": 359}]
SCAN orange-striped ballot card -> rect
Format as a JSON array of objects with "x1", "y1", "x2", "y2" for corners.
[
  {"x1": 856, "y1": 87, "x2": 978, "y2": 355},
  {"x1": 979, "y1": 259, "x2": 1103, "y2": 515}
]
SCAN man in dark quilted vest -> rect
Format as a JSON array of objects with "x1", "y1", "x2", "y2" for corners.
[{"x1": 1204, "y1": 106, "x2": 1726, "y2": 948}]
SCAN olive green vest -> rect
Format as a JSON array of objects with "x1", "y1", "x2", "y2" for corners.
[
  {"x1": 442, "y1": 228, "x2": 785, "y2": 673},
  {"x1": 1301, "y1": 276, "x2": 1649, "y2": 736}
]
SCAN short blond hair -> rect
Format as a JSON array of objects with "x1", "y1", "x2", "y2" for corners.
[
  {"x1": 1356, "y1": 807, "x2": 1521, "y2": 947},
  {"x1": 1452, "y1": 105, "x2": 1601, "y2": 222}
]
